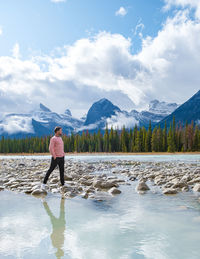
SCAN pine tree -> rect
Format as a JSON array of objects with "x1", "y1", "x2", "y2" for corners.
[
  {"x1": 121, "y1": 126, "x2": 127, "y2": 152},
  {"x1": 168, "y1": 123, "x2": 175, "y2": 152},
  {"x1": 193, "y1": 125, "x2": 199, "y2": 151},
  {"x1": 157, "y1": 125, "x2": 163, "y2": 152},
  {"x1": 163, "y1": 121, "x2": 167, "y2": 152},
  {"x1": 103, "y1": 124, "x2": 109, "y2": 152},
  {"x1": 145, "y1": 120, "x2": 152, "y2": 152},
  {"x1": 151, "y1": 127, "x2": 158, "y2": 152},
  {"x1": 136, "y1": 128, "x2": 143, "y2": 152},
  {"x1": 109, "y1": 126, "x2": 114, "y2": 152}
]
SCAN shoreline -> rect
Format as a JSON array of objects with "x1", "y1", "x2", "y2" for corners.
[
  {"x1": 0, "y1": 152, "x2": 200, "y2": 156},
  {"x1": 0, "y1": 156, "x2": 200, "y2": 199}
]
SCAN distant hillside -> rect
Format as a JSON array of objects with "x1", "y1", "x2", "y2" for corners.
[{"x1": 158, "y1": 90, "x2": 200, "y2": 128}]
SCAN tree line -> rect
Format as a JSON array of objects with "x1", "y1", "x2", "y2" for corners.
[{"x1": 0, "y1": 117, "x2": 200, "y2": 153}]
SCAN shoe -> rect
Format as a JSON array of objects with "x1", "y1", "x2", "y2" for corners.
[{"x1": 41, "y1": 183, "x2": 47, "y2": 190}]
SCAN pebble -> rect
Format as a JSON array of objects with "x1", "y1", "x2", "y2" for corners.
[
  {"x1": 0, "y1": 158, "x2": 199, "y2": 201},
  {"x1": 162, "y1": 188, "x2": 178, "y2": 195},
  {"x1": 193, "y1": 183, "x2": 200, "y2": 192},
  {"x1": 136, "y1": 181, "x2": 150, "y2": 192},
  {"x1": 108, "y1": 187, "x2": 121, "y2": 195}
]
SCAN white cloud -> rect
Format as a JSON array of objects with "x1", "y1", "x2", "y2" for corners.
[
  {"x1": 136, "y1": 9, "x2": 200, "y2": 103},
  {"x1": 51, "y1": 0, "x2": 66, "y2": 3},
  {"x1": 12, "y1": 43, "x2": 20, "y2": 59},
  {"x1": 0, "y1": 215, "x2": 49, "y2": 257},
  {"x1": 0, "y1": 3, "x2": 200, "y2": 118},
  {"x1": 115, "y1": 7, "x2": 127, "y2": 17},
  {"x1": 0, "y1": 26, "x2": 2, "y2": 35},
  {"x1": 0, "y1": 114, "x2": 34, "y2": 134},
  {"x1": 163, "y1": 0, "x2": 200, "y2": 19},
  {"x1": 134, "y1": 19, "x2": 145, "y2": 37},
  {"x1": 106, "y1": 112, "x2": 139, "y2": 129}
]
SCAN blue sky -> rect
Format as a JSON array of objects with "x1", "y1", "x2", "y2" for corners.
[
  {"x1": 0, "y1": 0, "x2": 200, "y2": 118},
  {"x1": 0, "y1": 0, "x2": 168, "y2": 57}
]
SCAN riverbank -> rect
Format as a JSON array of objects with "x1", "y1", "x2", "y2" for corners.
[
  {"x1": 0, "y1": 156, "x2": 200, "y2": 200},
  {"x1": 1, "y1": 151, "x2": 200, "y2": 156}
]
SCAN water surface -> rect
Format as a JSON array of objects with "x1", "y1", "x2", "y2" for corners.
[{"x1": 0, "y1": 155, "x2": 200, "y2": 259}]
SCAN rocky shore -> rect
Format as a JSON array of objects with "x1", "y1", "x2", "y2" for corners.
[{"x1": 0, "y1": 158, "x2": 200, "y2": 201}]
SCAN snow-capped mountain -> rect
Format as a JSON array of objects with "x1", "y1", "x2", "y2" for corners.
[
  {"x1": 0, "y1": 98, "x2": 180, "y2": 138},
  {"x1": 148, "y1": 99, "x2": 179, "y2": 115},
  {"x1": 80, "y1": 98, "x2": 179, "y2": 131},
  {"x1": 84, "y1": 98, "x2": 121, "y2": 128},
  {"x1": 127, "y1": 99, "x2": 179, "y2": 128},
  {"x1": 0, "y1": 103, "x2": 84, "y2": 138},
  {"x1": 159, "y1": 90, "x2": 200, "y2": 127}
]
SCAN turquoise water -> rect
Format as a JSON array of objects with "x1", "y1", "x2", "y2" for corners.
[
  {"x1": 1, "y1": 154, "x2": 200, "y2": 163},
  {"x1": 0, "y1": 155, "x2": 200, "y2": 259}
]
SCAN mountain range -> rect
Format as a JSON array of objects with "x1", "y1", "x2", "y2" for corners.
[{"x1": 0, "y1": 90, "x2": 199, "y2": 138}]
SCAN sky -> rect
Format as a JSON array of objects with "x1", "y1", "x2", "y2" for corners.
[{"x1": 0, "y1": 0, "x2": 200, "y2": 118}]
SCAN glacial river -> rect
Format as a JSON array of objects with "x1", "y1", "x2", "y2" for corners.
[{"x1": 0, "y1": 154, "x2": 200, "y2": 259}]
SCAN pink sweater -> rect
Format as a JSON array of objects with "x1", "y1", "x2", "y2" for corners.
[{"x1": 49, "y1": 136, "x2": 65, "y2": 158}]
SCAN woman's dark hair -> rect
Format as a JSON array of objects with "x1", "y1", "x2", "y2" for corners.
[{"x1": 54, "y1": 126, "x2": 62, "y2": 133}]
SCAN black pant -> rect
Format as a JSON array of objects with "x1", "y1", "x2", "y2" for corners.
[{"x1": 43, "y1": 156, "x2": 65, "y2": 186}]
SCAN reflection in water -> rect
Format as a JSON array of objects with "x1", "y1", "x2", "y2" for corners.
[{"x1": 43, "y1": 197, "x2": 66, "y2": 259}]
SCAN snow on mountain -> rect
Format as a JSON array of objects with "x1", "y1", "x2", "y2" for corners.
[
  {"x1": 149, "y1": 100, "x2": 179, "y2": 115},
  {"x1": 159, "y1": 89, "x2": 200, "y2": 127},
  {"x1": 64, "y1": 109, "x2": 72, "y2": 116},
  {"x1": 81, "y1": 98, "x2": 179, "y2": 130},
  {"x1": 39, "y1": 103, "x2": 51, "y2": 112},
  {"x1": 84, "y1": 98, "x2": 121, "y2": 126},
  {"x1": 0, "y1": 98, "x2": 180, "y2": 138},
  {"x1": 0, "y1": 103, "x2": 84, "y2": 137}
]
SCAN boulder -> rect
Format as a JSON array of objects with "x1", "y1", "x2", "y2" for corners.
[
  {"x1": 182, "y1": 186, "x2": 189, "y2": 192},
  {"x1": 136, "y1": 181, "x2": 150, "y2": 191},
  {"x1": 162, "y1": 188, "x2": 178, "y2": 195},
  {"x1": 64, "y1": 175, "x2": 73, "y2": 181},
  {"x1": 23, "y1": 189, "x2": 32, "y2": 194},
  {"x1": 50, "y1": 178, "x2": 58, "y2": 183},
  {"x1": 51, "y1": 188, "x2": 59, "y2": 193},
  {"x1": 129, "y1": 176, "x2": 136, "y2": 181},
  {"x1": 193, "y1": 183, "x2": 200, "y2": 192},
  {"x1": 31, "y1": 189, "x2": 47, "y2": 196},
  {"x1": 108, "y1": 187, "x2": 121, "y2": 195},
  {"x1": 188, "y1": 177, "x2": 200, "y2": 185},
  {"x1": 93, "y1": 179, "x2": 103, "y2": 188},
  {"x1": 100, "y1": 181, "x2": 119, "y2": 189},
  {"x1": 172, "y1": 182, "x2": 187, "y2": 189}
]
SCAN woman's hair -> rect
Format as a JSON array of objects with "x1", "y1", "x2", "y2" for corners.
[{"x1": 54, "y1": 126, "x2": 62, "y2": 133}]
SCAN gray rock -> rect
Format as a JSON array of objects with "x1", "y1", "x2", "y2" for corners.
[
  {"x1": 100, "y1": 181, "x2": 119, "y2": 189},
  {"x1": 81, "y1": 192, "x2": 89, "y2": 199},
  {"x1": 51, "y1": 188, "x2": 59, "y2": 193},
  {"x1": 23, "y1": 189, "x2": 33, "y2": 194},
  {"x1": 31, "y1": 189, "x2": 47, "y2": 196},
  {"x1": 193, "y1": 183, "x2": 200, "y2": 192},
  {"x1": 0, "y1": 186, "x2": 5, "y2": 191},
  {"x1": 64, "y1": 175, "x2": 73, "y2": 181},
  {"x1": 50, "y1": 178, "x2": 58, "y2": 183},
  {"x1": 172, "y1": 182, "x2": 187, "y2": 189},
  {"x1": 136, "y1": 182, "x2": 150, "y2": 191},
  {"x1": 108, "y1": 187, "x2": 121, "y2": 195},
  {"x1": 93, "y1": 179, "x2": 103, "y2": 188},
  {"x1": 162, "y1": 188, "x2": 178, "y2": 195},
  {"x1": 188, "y1": 177, "x2": 200, "y2": 185},
  {"x1": 182, "y1": 186, "x2": 189, "y2": 192}
]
